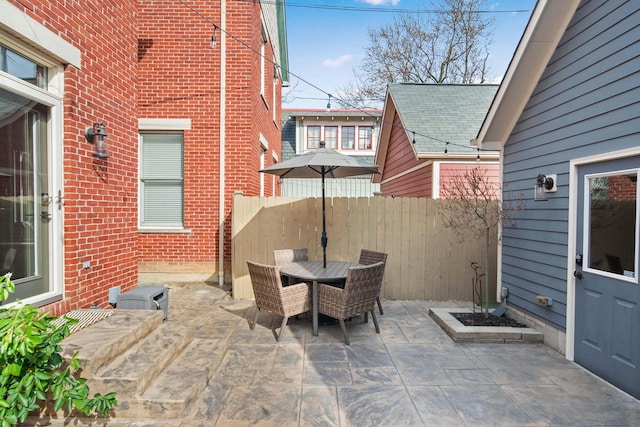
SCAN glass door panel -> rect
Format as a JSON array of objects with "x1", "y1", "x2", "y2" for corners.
[
  {"x1": 0, "y1": 87, "x2": 49, "y2": 304},
  {"x1": 586, "y1": 172, "x2": 638, "y2": 279}
]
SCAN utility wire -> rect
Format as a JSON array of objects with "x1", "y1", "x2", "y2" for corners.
[
  {"x1": 176, "y1": 0, "x2": 499, "y2": 152},
  {"x1": 237, "y1": 0, "x2": 532, "y2": 15}
]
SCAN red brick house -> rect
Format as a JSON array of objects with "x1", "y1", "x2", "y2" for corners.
[
  {"x1": 374, "y1": 83, "x2": 500, "y2": 198},
  {"x1": 0, "y1": 0, "x2": 287, "y2": 315}
]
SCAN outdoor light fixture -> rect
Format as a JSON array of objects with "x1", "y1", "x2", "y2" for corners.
[
  {"x1": 210, "y1": 24, "x2": 218, "y2": 48},
  {"x1": 85, "y1": 122, "x2": 109, "y2": 159},
  {"x1": 535, "y1": 173, "x2": 556, "y2": 201}
]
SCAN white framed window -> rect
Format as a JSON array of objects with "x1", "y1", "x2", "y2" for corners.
[
  {"x1": 358, "y1": 126, "x2": 373, "y2": 150},
  {"x1": 325, "y1": 126, "x2": 338, "y2": 149},
  {"x1": 307, "y1": 125, "x2": 321, "y2": 149},
  {"x1": 341, "y1": 126, "x2": 355, "y2": 150},
  {"x1": 260, "y1": 29, "x2": 267, "y2": 98},
  {"x1": 302, "y1": 123, "x2": 375, "y2": 152},
  {"x1": 139, "y1": 132, "x2": 184, "y2": 228}
]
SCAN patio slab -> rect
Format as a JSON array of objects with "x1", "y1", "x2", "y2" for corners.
[{"x1": 21, "y1": 287, "x2": 640, "y2": 427}]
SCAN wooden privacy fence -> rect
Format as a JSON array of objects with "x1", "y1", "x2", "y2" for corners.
[{"x1": 232, "y1": 195, "x2": 497, "y2": 301}]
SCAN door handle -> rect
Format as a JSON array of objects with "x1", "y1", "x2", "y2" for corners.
[
  {"x1": 41, "y1": 212, "x2": 52, "y2": 220},
  {"x1": 573, "y1": 270, "x2": 583, "y2": 280}
]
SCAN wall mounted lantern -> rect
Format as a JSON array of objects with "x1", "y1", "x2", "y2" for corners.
[
  {"x1": 535, "y1": 173, "x2": 556, "y2": 201},
  {"x1": 85, "y1": 122, "x2": 109, "y2": 159}
]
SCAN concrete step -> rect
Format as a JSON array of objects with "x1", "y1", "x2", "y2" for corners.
[
  {"x1": 124, "y1": 337, "x2": 228, "y2": 419},
  {"x1": 88, "y1": 322, "x2": 194, "y2": 397},
  {"x1": 60, "y1": 309, "x2": 165, "y2": 377}
]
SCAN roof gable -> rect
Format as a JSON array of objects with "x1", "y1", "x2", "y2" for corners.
[
  {"x1": 388, "y1": 83, "x2": 499, "y2": 154},
  {"x1": 476, "y1": 0, "x2": 582, "y2": 149}
]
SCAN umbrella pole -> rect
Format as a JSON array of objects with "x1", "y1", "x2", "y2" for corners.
[{"x1": 321, "y1": 169, "x2": 327, "y2": 268}]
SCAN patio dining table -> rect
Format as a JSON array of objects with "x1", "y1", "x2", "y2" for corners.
[{"x1": 279, "y1": 260, "x2": 359, "y2": 336}]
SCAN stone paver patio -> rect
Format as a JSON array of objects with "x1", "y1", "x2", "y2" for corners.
[{"x1": 23, "y1": 284, "x2": 640, "y2": 426}]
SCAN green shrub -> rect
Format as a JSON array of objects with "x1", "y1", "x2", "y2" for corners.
[{"x1": 0, "y1": 273, "x2": 117, "y2": 426}]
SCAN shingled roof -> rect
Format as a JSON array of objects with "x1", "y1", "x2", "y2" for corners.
[{"x1": 387, "y1": 83, "x2": 499, "y2": 154}]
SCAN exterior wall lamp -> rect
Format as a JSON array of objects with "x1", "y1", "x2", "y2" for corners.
[
  {"x1": 85, "y1": 122, "x2": 109, "y2": 159},
  {"x1": 535, "y1": 173, "x2": 556, "y2": 201}
]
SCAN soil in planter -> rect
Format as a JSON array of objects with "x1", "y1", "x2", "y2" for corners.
[{"x1": 453, "y1": 312, "x2": 528, "y2": 328}]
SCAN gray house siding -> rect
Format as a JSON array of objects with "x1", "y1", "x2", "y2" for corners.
[
  {"x1": 501, "y1": 0, "x2": 640, "y2": 330},
  {"x1": 281, "y1": 112, "x2": 297, "y2": 161}
]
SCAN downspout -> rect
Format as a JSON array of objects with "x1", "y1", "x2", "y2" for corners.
[{"x1": 218, "y1": 0, "x2": 227, "y2": 287}]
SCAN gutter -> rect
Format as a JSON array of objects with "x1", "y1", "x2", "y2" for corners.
[{"x1": 218, "y1": 0, "x2": 227, "y2": 287}]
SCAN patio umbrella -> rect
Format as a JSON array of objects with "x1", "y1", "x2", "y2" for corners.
[{"x1": 260, "y1": 141, "x2": 379, "y2": 268}]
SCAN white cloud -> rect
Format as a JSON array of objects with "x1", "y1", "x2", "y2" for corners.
[
  {"x1": 322, "y1": 54, "x2": 353, "y2": 68},
  {"x1": 361, "y1": 0, "x2": 400, "y2": 5}
]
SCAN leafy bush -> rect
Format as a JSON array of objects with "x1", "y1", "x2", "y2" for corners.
[{"x1": 0, "y1": 273, "x2": 117, "y2": 426}]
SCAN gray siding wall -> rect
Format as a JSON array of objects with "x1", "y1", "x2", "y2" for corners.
[
  {"x1": 281, "y1": 112, "x2": 297, "y2": 161},
  {"x1": 502, "y1": 0, "x2": 640, "y2": 330}
]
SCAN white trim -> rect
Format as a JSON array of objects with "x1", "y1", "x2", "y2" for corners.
[
  {"x1": 218, "y1": 0, "x2": 227, "y2": 287},
  {"x1": 0, "y1": 33, "x2": 66, "y2": 306},
  {"x1": 0, "y1": 74, "x2": 62, "y2": 104},
  {"x1": 566, "y1": 146, "x2": 640, "y2": 360},
  {"x1": 259, "y1": 133, "x2": 269, "y2": 150},
  {"x1": 582, "y1": 168, "x2": 639, "y2": 285},
  {"x1": 0, "y1": 0, "x2": 81, "y2": 68},
  {"x1": 432, "y1": 162, "x2": 441, "y2": 199},
  {"x1": 138, "y1": 119, "x2": 191, "y2": 130}
]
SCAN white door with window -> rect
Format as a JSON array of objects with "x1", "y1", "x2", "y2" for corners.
[
  {"x1": 0, "y1": 89, "x2": 50, "y2": 303},
  {"x1": 574, "y1": 156, "x2": 639, "y2": 399},
  {"x1": 1, "y1": 45, "x2": 65, "y2": 305}
]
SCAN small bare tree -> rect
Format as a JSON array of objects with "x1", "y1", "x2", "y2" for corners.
[{"x1": 439, "y1": 166, "x2": 522, "y2": 315}]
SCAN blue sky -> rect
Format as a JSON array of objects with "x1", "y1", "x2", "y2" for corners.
[{"x1": 282, "y1": 0, "x2": 537, "y2": 109}]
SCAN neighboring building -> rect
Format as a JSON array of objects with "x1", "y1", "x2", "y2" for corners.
[
  {"x1": 0, "y1": 0, "x2": 287, "y2": 315},
  {"x1": 280, "y1": 109, "x2": 381, "y2": 197},
  {"x1": 374, "y1": 83, "x2": 500, "y2": 198},
  {"x1": 476, "y1": 0, "x2": 640, "y2": 399}
]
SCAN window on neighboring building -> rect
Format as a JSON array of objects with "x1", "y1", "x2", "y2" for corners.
[
  {"x1": 307, "y1": 126, "x2": 321, "y2": 149},
  {"x1": 325, "y1": 126, "x2": 338, "y2": 149},
  {"x1": 342, "y1": 126, "x2": 355, "y2": 149},
  {"x1": 358, "y1": 126, "x2": 373, "y2": 150},
  {"x1": 140, "y1": 132, "x2": 184, "y2": 227}
]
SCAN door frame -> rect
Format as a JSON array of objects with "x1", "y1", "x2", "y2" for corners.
[
  {"x1": 0, "y1": 61, "x2": 67, "y2": 308},
  {"x1": 567, "y1": 146, "x2": 640, "y2": 361}
]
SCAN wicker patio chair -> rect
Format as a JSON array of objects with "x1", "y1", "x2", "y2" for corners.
[
  {"x1": 274, "y1": 248, "x2": 308, "y2": 285},
  {"x1": 247, "y1": 261, "x2": 311, "y2": 342},
  {"x1": 317, "y1": 261, "x2": 385, "y2": 345},
  {"x1": 358, "y1": 249, "x2": 388, "y2": 315}
]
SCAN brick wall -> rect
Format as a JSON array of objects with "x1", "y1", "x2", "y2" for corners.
[
  {"x1": 10, "y1": 0, "x2": 140, "y2": 315},
  {"x1": 138, "y1": 0, "x2": 282, "y2": 281}
]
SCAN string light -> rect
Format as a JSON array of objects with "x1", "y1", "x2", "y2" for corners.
[
  {"x1": 476, "y1": 147, "x2": 480, "y2": 162},
  {"x1": 176, "y1": 0, "x2": 493, "y2": 158},
  {"x1": 412, "y1": 131, "x2": 416, "y2": 145}
]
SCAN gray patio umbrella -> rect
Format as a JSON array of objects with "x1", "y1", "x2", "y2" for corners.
[{"x1": 260, "y1": 142, "x2": 379, "y2": 268}]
